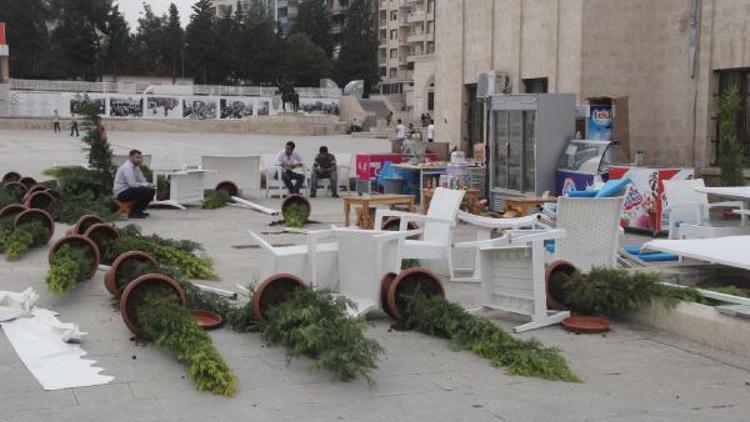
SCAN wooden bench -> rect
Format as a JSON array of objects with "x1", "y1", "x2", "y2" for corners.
[{"x1": 115, "y1": 200, "x2": 133, "y2": 216}]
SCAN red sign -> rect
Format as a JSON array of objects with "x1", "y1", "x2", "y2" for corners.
[
  {"x1": 0, "y1": 23, "x2": 6, "y2": 45},
  {"x1": 355, "y1": 153, "x2": 437, "y2": 180}
]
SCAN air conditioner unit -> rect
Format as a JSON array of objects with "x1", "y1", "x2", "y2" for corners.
[{"x1": 477, "y1": 71, "x2": 512, "y2": 98}]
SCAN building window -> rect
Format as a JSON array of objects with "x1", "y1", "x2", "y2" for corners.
[
  {"x1": 718, "y1": 69, "x2": 750, "y2": 155},
  {"x1": 523, "y1": 78, "x2": 548, "y2": 94},
  {"x1": 391, "y1": 11, "x2": 397, "y2": 21},
  {"x1": 390, "y1": 29, "x2": 397, "y2": 39},
  {"x1": 390, "y1": 49, "x2": 397, "y2": 58}
]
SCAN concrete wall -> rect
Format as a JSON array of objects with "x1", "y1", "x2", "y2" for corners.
[
  {"x1": 434, "y1": 0, "x2": 750, "y2": 169},
  {"x1": 411, "y1": 56, "x2": 435, "y2": 123}
]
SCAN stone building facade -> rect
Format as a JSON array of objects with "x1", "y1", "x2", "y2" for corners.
[{"x1": 434, "y1": 0, "x2": 750, "y2": 170}]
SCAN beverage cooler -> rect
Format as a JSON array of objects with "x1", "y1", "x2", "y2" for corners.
[{"x1": 488, "y1": 94, "x2": 576, "y2": 212}]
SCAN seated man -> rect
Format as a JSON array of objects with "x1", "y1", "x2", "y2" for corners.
[
  {"x1": 277, "y1": 141, "x2": 305, "y2": 195},
  {"x1": 113, "y1": 149, "x2": 155, "y2": 219},
  {"x1": 310, "y1": 146, "x2": 338, "y2": 198}
]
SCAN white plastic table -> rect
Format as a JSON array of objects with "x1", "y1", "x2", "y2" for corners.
[
  {"x1": 151, "y1": 168, "x2": 212, "y2": 210},
  {"x1": 695, "y1": 186, "x2": 750, "y2": 223},
  {"x1": 201, "y1": 155, "x2": 261, "y2": 199}
]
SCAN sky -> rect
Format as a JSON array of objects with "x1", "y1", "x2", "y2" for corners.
[{"x1": 118, "y1": 0, "x2": 195, "y2": 31}]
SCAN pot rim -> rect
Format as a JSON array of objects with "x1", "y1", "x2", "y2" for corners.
[
  {"x1": 105, "y1": 251, "x2": 157, "y2": 298},
  {"x1": 14, "y1": 208, "x2": 55, "y2": 244},
  {"x1": 252, "y1": 273, "x2": 307, "y2": 320},
  {"x1": 48, "y1": 235, "x2": 101, "y2": 281},
  {"x1": 386, "y1": 267, "x2": 446, "y2": 321},
  {"x1": 119, "y1": 273, "x2": 186, "y2": 336}
]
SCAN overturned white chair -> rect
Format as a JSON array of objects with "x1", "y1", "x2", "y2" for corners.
[
  {"x1": 456, "y1": 229, "x2": 570, "y2": 333},
  {"x1": 374, "y1": 187, "x2": 465, "y2": 276},
  {"x1": 663, "y1": 178, "x2": 748, "y2": 239},
  {"x1": 454, "y1": 211, "x2": 544, "y2": 282},
  {"x1": 248, "y1": 230, "x2": 338, "y2": 290},
  {"x1": 541, "y1": 197, "x2": 623, "y2": 272},
  {"x1": 202, "y1": 155, "x2": 262, "y2": 199}
]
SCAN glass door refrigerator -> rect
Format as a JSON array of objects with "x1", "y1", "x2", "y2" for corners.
[{"x1": 488, "y1": 94, "x2": 576, "y2": 212}]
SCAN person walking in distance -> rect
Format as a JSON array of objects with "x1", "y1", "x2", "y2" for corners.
[
  {"x1": 113, "y1": 150, "x2": 155, "y2": 219},
  {"x1": 276, "y1": 141, "x2": 305, "y2": 195},
  {"x1": 310, "y1": 146, "x2": 338, "y2": 198},
  {"x1": 395, "y1": 119, "x2": 406, "y2": 142},
  {"x1": 70, "y1": 115, "x2": 80, "y2": 137},
  {"x1": 53, "y1": 110, "x2": 61, "y2": 133},
  {"x1": 427, "y1": 119, "x2": 435, "y2": 143}
]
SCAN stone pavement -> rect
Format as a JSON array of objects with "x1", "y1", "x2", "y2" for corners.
[{"x1": 0, "y1": 130, "x2": 749, "y2": 421}]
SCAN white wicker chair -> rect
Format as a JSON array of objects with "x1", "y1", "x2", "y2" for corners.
[
  {"x1": 374, "y1": 187, "x2": 465, "y2": 276},
  {"x1": 454, "y1": 211, "x2": 544, "y2": 282},
  {"x1": 248, "y1": 230, "x2": 338, "y2": 289},
  {"x1": 663, "y1": 178, "x2": 747, "y2": 239},
  {"x1": 456, "y1": 229, "x2": 569, "y2": 333},
  {"x1": 201, "y1": 155, "x2": 261, "y2": 199},
  {"x1": 545, "y1": 197, "x2": 624, "y2": 272}
]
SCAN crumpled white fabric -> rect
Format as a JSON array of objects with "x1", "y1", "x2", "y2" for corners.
[
  {"x1": 0, "y1": 287, "x2": 40, "y2": 322},
  {"x1": 0, "y1": 288, "x2": 113, "y2": 390}
]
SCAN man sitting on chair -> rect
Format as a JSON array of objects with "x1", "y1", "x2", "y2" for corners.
[
  {"x1": 113, "y1": 149, "x2": 155, "y2": 219},
  {"x1": 276, "y1": 141, "x2": 305, "y2": 195},
  {"x1": 310, "y1": 146, "x2": 338, "y2": 198}
]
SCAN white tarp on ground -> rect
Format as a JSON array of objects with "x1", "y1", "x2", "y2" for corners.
[
  {"x1": 644, "y1": 236, "x2": 750, "y2": 271},
  {"x1": 0, "y1": 288, "x2": 113, "y2": 390}
]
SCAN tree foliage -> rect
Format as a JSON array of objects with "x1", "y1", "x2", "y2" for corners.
[
  {"x1": 718, "y1": 85, "x2": 746, "y2": 186},
  {"x1": 335, "y1": 0, "x2": 379, "y2": 93},
  {"x1": 293, "y1": 0, "x2": 333, "y2": 58}
]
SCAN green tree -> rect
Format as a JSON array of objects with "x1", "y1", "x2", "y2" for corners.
[
  {"x1": 292, "y1": 0, "x2": 333, "y2": 58},
  {"x1": 282, "y1": 33, "x2": 333, "y2": 87},
  {"x1": 335, "y1": 0, "x2": 379, "y2": 94},
  {"x1": 718, "y1": 85, "x2": 746, "y2": 186},
  {"x1": 163, "y1": 3, "x2": 185, "y2": 83},
  {"x1": 49, "y1": 0, "x2": 113, "y2": 80},
  {"x1": 78, "y1": 96, "x2": 114, "y2": 186},
  {"x1": 99, "y1": 5, "x2": 131, "y2": 79},
  {"x1": 0, "y1": 0, "x2": 51, "y2": 78},
  {"x1": 237, "y1": 3, "x2": 282, "y2": 84},
  {"x1": 185, "y1": 0, "x2": 216, "y2": 84},
  {"x1": 129, "y1": 4, "x2": 167, "y2": 76},
  {"x1": 212, "y1": 9, "x2": 238, "y2": 84}
]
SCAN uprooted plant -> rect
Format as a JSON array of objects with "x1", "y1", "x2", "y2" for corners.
[
  {"x1": 1, "y1": 220, "x2": 49, "y2": 261},
  {"x1": 202, "y1": 190, "x2": 231, "y2": 210},
  {"x1": 135, "y1": 292, "x2": 238, "y2": 396},
  {"x1": 111, "y1": 225, "x2": 218, "y2": 280},
  {"x1": 398, "y1": 293, "x2": 580, "y2": 382},
  {"x1": 555, "y1": 267, "x2": 704, "y2": 316},
  {"x1": 261, "y1": 288, "x2": 384, "y2": 385},
  {"x1": 47, "y1": 244, "x2": 95, "y2": 295}
]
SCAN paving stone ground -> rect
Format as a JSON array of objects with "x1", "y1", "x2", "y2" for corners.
[{"x1": 1, "y1": 130, "x2": 749, "y2": 422}]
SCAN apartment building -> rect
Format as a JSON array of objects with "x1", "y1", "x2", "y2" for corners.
[
  {"x1": 377, "y1": 0, "x2": 436, "y2": 119},
  {"x1": 434, "y1": 0, "x2": 750, "y2": 172}
]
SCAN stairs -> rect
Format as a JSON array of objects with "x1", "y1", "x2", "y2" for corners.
[{"x1": 355, "y1": 98, "x2": 393, "y2": 138}]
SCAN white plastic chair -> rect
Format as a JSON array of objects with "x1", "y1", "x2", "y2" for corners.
[
  {"x1": 663, "y1": 178, "x2": 747, "y2": 239},
  {"x1": 248, "y1": 230, "x2": 338, "y2": 289},
  {"x1": 262, "y1": 153, "x2": 307, "y2": 198},
  {"x1": 201, "y1": 155, "x2": 261, "y2": 199},
  {"x1": 309, "y1": 153, "x2": 352, "y2": 196},
  {"x1": 332, "y1": 227, "x2": 418, "y2": 317},
  {"x1": 374, "y1": 187, "x2": 465, "y2": 276},
  {"x1": 454, "y1": 211, "x2": 544, "y2": 282},
  {"x1": 542, "y1": 197, "x2": 624, "y2": 272},
  {"x1": 456, "y1": 229, "x2": 570, "y2": 333}
]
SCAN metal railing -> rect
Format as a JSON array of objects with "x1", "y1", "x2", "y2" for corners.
[{"x1": 9, "y1": 79, "x2": 342, "y2": 98}]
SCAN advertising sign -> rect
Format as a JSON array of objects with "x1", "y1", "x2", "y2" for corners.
[
  {"x1": 0, "y1": 22, "x2": 6, "y2": 45},
  {"x1": 588, "y1": 104, "x2": 613, "y2": 140}
]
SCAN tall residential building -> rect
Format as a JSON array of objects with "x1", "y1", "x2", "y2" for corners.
[
  {"x1": 377, "y1": 0, "x2": 436, "y2": 118},
  {"x1": 326, "y1": 0, "x2": 349, "y2": 52},
  {"x1": 211, "y1": 0, "x2": 298, "y2": 34}
]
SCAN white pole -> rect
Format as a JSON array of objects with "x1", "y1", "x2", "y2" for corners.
[{"x1": 230, "y1": 196, "x2": 281, "y2": 216}]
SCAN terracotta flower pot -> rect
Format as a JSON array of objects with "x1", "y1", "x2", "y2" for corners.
[
  {"x1": 48, "y1": 235, "x2": 101, "y2": 281},
  {"x1": 24, "y1": 190, "x2": 56, "y2": 212},
  {"x1": 1, "y1": 171, "x2": 21, "y2": 185},
  {"x1": 253, "y1": 273, "x2": 307, "y2": 320},
  {"x1": 3, "y1": 181, "x2": 27, "y2": 201},
  {"x1": 45, "y1": 188, "x2": 61, "y2": 200},
  {"x1": 379, "y1": 272, "x2": 398, "y2": 318},
  {"x1": 381, "y1": 217, "x2": 419, "y2": 232},
  {"x1": 68, "y1": 214, "x2": 106, "y2": 236},
  {"x1": 281, "y1": 194, "x2": 311, "y2": 224},
  {"x1": 215, "y1": 181, "x2": 239, "y2": 197},
  {"x1": 383, "y1": 267, "x2": 446, "y2": 320},
  {"x1": 84, "y1": 223, "x2": 120, "y2": 265},
  {"x1": 0, "y1": 204, "x2": 27, "y2": 221},
  {"x1": 13, "y1": 208, "x2": 55, "y2": 244},
  {"x1": 105, "y1": 251, "x2": 157, "y2": 298},
  {"x1": 119, "y1": 273, "x2": 186, "y2": 336},
  {"x1": 23, "y1": 184, "x2": 49, "y2": 201},
  {"x1": 545, "y1": 260, "x2": 579, "y2": 311},
  {"x1": 18, "y1": 177, "x2": 37, "y2": 190}
]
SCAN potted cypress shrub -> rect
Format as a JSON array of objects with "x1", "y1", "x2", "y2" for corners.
[
  {"x1": 19, "y1": 176, "x2": 37, "y2": 191},
  {"x1": 3, "y1": 182, "x2": 27, "y2": 202},
  {"x1": 84, "y1": 223, "x2": 120, "y2": 265},
  {"x1": 0, "y1": 209, "x2": 54, "y2": 261},
  {"x1": 2, "y1": 171, "x2": 21, "y2": 184},
  {"x1": 202, "y1": 190, "x2": 231, "y2": 210},
  {"x1": 47, "y1": 235, "x2": 101, "y2": 295},
  {"x1": 119, "y1": 273, "x2": 238, "y2": 396},
  {"x1": 214, "y1": 181, "x2": 239, "y2": 197},
  {"x1": 281, "y1": 194, "x2": 311, "y2": 228},
  {"x1": 0, "y1": 204, "x2": 27, "y2": 221},
  {"x1": 380, "y1": 267, "x2": 445, "y2": 320},
  {"x1": 253, "y1": 273, "x2": 308, "y2": 319},
  {"x1": 23, "y1": 190, "x2": 57, "y2": 212},
  {"x1": 23, "y1": 184, "x2": 49, "y2": 200},
  {"x1": 67, "y1": 214, "x2": 106, "y2": 236},
  {"x1": 545, "y1": 260, "x2": 579, "y2": 310},
  {"x1": 105, "y1": 251, "x2": 157, "y2": 298}
]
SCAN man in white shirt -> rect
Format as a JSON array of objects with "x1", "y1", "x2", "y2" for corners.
[
  {"x1": 276, "y1": 141, "x2": 305, "y2": 195},
  {"x1": 427, "y1": 119, "x2": 435, "y2": 143},
  {"x1": 113, "y1": 149, "x2": 155, "y2": 219},
  {"x1": 395, "y1": 119, "x2": 406, "y2": 141}
]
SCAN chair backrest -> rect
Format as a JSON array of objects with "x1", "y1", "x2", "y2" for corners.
[
  {"x1": 555, "y1": 197, "x2": 623, "y2": 271},
  {"x1": 335, "y1": 153, "x2": 353, "y2": 185},
  {"x1": 333, "y1": 228, "x2": 402, "y2": 302},
  {"x1": 261, "y1": 153, "x2": 280, "y2": 179},
  {"x1": 663, "y1": 178, "x2": 708, "y2": 224},
  {"x1": 423, "y1": 188, "x2": 465, "y2": 244}
]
